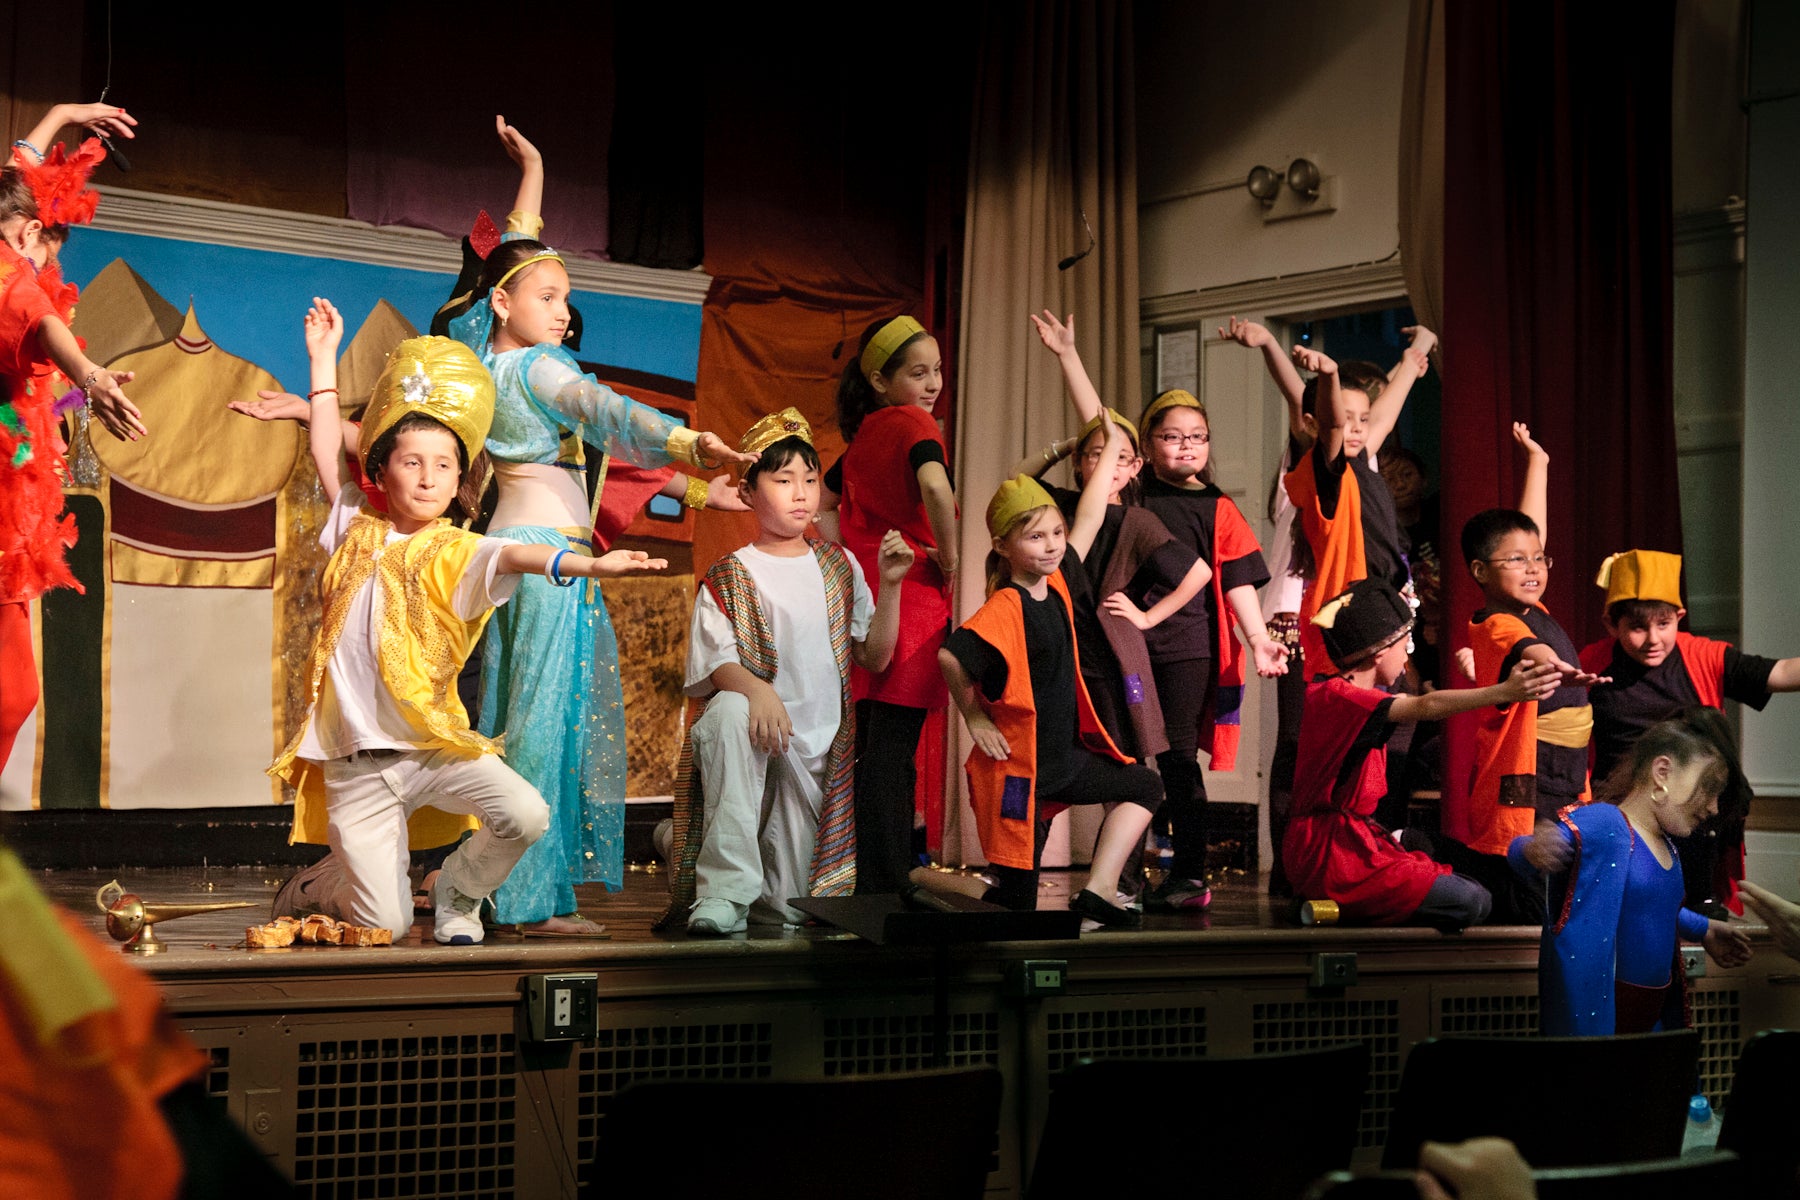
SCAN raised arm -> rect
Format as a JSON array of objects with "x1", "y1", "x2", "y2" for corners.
[
  {"x1": 1220, "y1": 317, "x2": 1307, "y2": 440},
  {"x1": 301, "y1": 298, "x2": 347, "y2": 501},
  {"x1": 1512, "y1": 421, "x2": 1549, "y2": 544},
  {"x1": 1011, "y1": 435, "x2": 1081, "y2": 482},
  {"x1": 1292, "y1": 346, "x2": 1343, "y2": 461},
  {"x1": 496, "y1": 116, "x2": 544, "y2": 236},
  {"x1": 1030, "y1": 310, "x2": 1104, "y2": 425},
  {"x1": 1065, "y1": 411, "x2": 1125, "y2": 560},
  {"x1": 15, "y1": 101, "x2": 136, "y2": 162},
  {"x1": 1366, "y1": 325, "x2": 1435, "y2": 456}
]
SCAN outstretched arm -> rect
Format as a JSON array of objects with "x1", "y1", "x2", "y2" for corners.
[
  {"x1": 1220, "y1": 317, "x2": 1308, "y2": 441},
  {"x1": 1366, "y1": 325, "x2": 1434, "y2": 456},
  {"x1": 1390, "y1": 658, "x2": 1561, "y2": 723},
  {"x1": 1066, "y1": 411, "x2": 1125, "y2": 560},
  {"x1": 496, "y1": 544, "x2": 668, "y2": 580},
  {"x1": 497, "y1": 115, "x2": 543, "y2": 232},
  {"x1": 1767, "y1": 657, "x2": 1800, "y2": 693},
  {"x1": 1030, "y1": 310, "x2": 1104, "y2": 425},
  {"x1": 1512, "y1": 421, "x2": 1549, "y2": 542},
  {"x1": 655, "y1": 471, "x2": 751, "y2": 513},
  {"x1": 34, "y1": 316, "x2": 144, "y2": 440},
  {"x1": 16, "y1": 101, "x2": 136, "y2": 161}
]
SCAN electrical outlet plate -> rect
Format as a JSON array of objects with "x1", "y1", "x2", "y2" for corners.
[
  {"x1": 1007, "y1": 959, "x2": 1068, "y2": 997},
  {"x1": 523, "y1": 972, "x2": 599, "y2": 1042},
  {"x1": 1310, "y1": 951, "x2": 1357, "y2": 990},
  {"x1": 1681, "y1": 946, "x2": 1706, "y2": 979}
]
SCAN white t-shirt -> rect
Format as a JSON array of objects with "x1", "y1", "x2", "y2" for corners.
[
  {"x1": 297, "y1": 480, "x2": 518, "y2": 760},
  {"x1": 684, "y1": 545, "x2": 873, "y2": 764}
]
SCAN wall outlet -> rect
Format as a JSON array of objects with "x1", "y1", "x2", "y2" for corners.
[{"x1": 523, "y1": 973, "x2": 599, "y2": 1042}]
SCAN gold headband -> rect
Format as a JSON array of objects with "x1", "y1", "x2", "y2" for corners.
[
  {"x1": 1595, "y1": 549, "x2": 1683, "y2": 609},
  {"x1": 986, "y1": 474, "x2": 1058, "y2": 539},
  {"x1": 492, "y1": 250, "x2": 566, "y2": 294},
  {"x1": 1142, "y1": 388, "x2": 1205, "y2": 426},
  {"x1": 861, "y1": 316, "x2": 927, "y2": 380},
  {"x1": 359, "y1": 336, "x2": 496, "y2": 472},
  {"x1": 1078, "y1": 407, "x2": 1140, "y2": 449},
  {"x1": 740, "y1": 407, "x2": 814, "y2": 456}
]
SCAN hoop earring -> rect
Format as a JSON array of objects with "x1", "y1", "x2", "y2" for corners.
[{"x1": 1652, "y1": 782, "x2": 1668, "y2": 805}]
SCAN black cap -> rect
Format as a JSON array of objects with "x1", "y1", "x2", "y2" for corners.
[{"x1": 1314, "y1": 577, "x2": 1414, "y2": 668}]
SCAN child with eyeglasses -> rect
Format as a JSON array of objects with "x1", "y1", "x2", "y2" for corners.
[{"x1": 1455, "y1": 423, "x2": 1609, "y2": 922}]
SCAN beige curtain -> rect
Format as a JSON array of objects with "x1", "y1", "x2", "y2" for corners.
[
  {"x1": 944, "y1": 0, "x2": 1142, "y2": 864},
  {"x1": 1400, "y1": 0, "x2": 1446, "y2": 337}
]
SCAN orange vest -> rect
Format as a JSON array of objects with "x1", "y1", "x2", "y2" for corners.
[
  {"x1": 1286, "y1": 451, "x2": 1367, "y2": 676},
  {"x1": 959, "y1": 571, "x2": 1130, "y2": 870}
]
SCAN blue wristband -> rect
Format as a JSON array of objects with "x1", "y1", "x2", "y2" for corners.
[{"x1": 547, "y1": 548, "x2": 576, "y2": 587}]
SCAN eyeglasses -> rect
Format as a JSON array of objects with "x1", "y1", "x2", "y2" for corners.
[
  {"x1": 1079, "y1": 448, "x2": 1138, "y2": 463},
  {"x1": 1485, "y1": 554, "x2": 1552, "y2": 571},
  {"x1": 1153, "y1": 432, "x2": 1210, "y2": 447}
]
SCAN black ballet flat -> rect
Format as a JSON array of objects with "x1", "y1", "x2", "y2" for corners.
[{"x1": 1070, "y1": 888, "x2": 1144, "y2": 929}]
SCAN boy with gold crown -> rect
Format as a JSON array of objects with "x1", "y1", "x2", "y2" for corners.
[
  {"x1": 269, "y1": 320, "x2": 666, "y2": 944},
  {"x1": 661, "y1": 408, "x2": 909, "y2": 935},
  {"x1": 1580, "y1": 549, "x2": 1800, "y2": 912}
]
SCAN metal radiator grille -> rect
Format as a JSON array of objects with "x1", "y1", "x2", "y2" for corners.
[
  {"x1": 1436, "y1": 993, "x2": 1539, "y2": 1037},
  {"x1": 292, "y1": 1034, "x2": 516, "y2": 1200},
  {"x1": 1691, "y1": 988, "x2": 1741, "y2": 1109},
  {"x1": 1043, "y1": 1004, "x2": 1207, "y2": 1074},
  {"x1": 1253, "y1": 997, "x2": 1401, "y2": 1148},
  {"x1": 822, "y1": 1010, "x2": 1001, "y2": 1075}
]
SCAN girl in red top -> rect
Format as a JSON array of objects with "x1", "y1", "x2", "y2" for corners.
[{"x1": 823, "y1": 316, "x2": 959, "y2": 893}]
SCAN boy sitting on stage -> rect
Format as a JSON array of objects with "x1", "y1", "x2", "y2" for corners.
[
  {"x1": 270, "y1": 316, "x2": 665, "y2": 944},
  {"x1": 1581, "y1": 548, "x2": 1799, "y2": 911},
  {"x1": 661, "y1": 408, "x2": 908, "y2": 935},
  {"x1": 1284, "y1": 577, "x2": 1559, "y2": 930}
]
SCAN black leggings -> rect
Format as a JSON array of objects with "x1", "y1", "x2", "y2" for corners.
[
  {"x1": 1152, "y1": 659, "x2": 1211, "y2": 881},
  {"x1": 985, "y1": 749, "x2": 1162, "y2": 911},
  {"x1": 853, "y1": 700, "x2": 928, "y2": 894},
  {"x1": 1400, "y1": 828, "x2": 1547, "y2": 926}
]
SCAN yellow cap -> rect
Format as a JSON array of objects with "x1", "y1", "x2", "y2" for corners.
[
  {"x1": 359, "y1": 336, "x2": 495, "y2": 473},
  {"x1": 1595, "y1": 550, "x2": 1683, "y2": 609},
  {"x1": 986, "y1": 474, "x2": 1058, "y2": 539},
  {"x1": 1077, "y1": 407, "x2": 1140, "y2": 449},
  {"x1": 861, "y1": 315, "x2": 927, "y2": 380},
  {"x1": 740, "y1": 407, "x2": 814, "y2": 456},
  {"x1": 1142, "y1": 388, "x2": 1204, "y2": 427}
]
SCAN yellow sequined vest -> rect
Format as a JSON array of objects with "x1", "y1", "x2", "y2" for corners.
[{"x1": 271, "y1": 508, "x2": 502, "y2": 846}]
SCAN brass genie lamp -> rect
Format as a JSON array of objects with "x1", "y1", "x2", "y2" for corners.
[{"x1": 95, "y1": 879, "x2": 255, "y2": 954}]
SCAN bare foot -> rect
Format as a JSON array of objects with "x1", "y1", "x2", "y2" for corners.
[{"x1": 522, "y1": 913, "x2": 607, "y2": 936}]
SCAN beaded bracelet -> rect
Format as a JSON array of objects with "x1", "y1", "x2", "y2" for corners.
[
  {"x1": 11, "y1": 138, "x2": 42, "y2": 160},
  {"x1": 80, "y1": 368, "x2": 102, "y2": 397}
]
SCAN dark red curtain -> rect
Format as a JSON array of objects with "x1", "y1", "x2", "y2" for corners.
[{"x1": 1438, "y1": 1, "x2": 1678, "y2": 838}]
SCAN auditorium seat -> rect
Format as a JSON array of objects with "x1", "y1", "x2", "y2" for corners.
[
  {"x1": 1307, "y1": 1150, "x2": 1744, "y2": 1199},
  {"x1": 1718, "y1": 1028, "x2": 1800, "y2": 1198}
]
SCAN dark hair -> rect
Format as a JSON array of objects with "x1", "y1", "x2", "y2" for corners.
[
  {"x1": 1381, "y1": 445, "x2": 1426, "y2": 476},
  {"x1": 1143, "y1": 401, "x2": 1216, "y2": 487},
  {"x1": 1594, "y1": 707, "x2": 1743, "y2": 831},
  {"x1": 430, "y1": 238, "x2": 584, "y2": 349},
  {"x1": 1460, "y1": 508, "x2": 1538, "y2": 568},
  {"x1": 743, "y1": 435, "x2": 821, "y2": 489},
  {"x1": 365, "y1": 412, "x2": 469, "y2": 497},
  {"x1": 836, "y1": 317, "x2": 930, "y2": 442},
  {"x1": 1607, "y1": 598, "x2": 1682, "y2": 627},
  {"x1": 1073, "y1": 424, "x2": 1144, "y2": 507}
]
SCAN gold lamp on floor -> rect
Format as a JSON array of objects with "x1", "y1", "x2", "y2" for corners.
[{"x1": 95, "y1": 879, "x2": 254, "y2": 955}]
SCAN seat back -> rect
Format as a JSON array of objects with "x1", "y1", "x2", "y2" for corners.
[
  {"x1": 587, "y1": 1066, "x2": 1002, "y2": 1200},
  {"x1": 1380, "y1": 1029, "x2": 1698, "y2": 1168},
  {"x1": 1027, "y1": 1042, "x2": 1368, "y2": 1200},
  {"x1": 1718, "y1": 1028, "x2": 1800, "y2": 1199},
  {"x1": 1307, "y1": 1151, "x2": 1743, "y2": 1200}
]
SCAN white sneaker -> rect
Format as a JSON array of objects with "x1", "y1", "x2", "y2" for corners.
[
  {"x1": 687, "y1": 896, "x2": 748, "y2": 936},
  {"x1": 432, "y1": 873, "x2": 485, "y2": 945}
]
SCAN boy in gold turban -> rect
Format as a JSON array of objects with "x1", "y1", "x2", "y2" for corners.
[{"x1": 270, "y1": 303, "x2": 666, "y2": 944}]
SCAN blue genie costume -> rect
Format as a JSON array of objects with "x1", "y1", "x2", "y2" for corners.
[
  {"x1": 450, "y1": 242, "x2": 706, "y2": 925},
  {"x1": 1510, "y1": 802, "x2": 1706, "y2": 1035}
]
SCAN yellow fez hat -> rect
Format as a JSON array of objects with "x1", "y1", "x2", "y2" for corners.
[
  {"x1": 1142, "y1": 388, "x2": 1205, "y2": 426},
  {"x1": 861, "y1": 315, "x2": 927, "y2": 380},
  {"x1": 986, "y1": 474, "x2": 1058, "y2": 538},
  {"x1": 1595, "y1": 549, "x2": 1683, "y2": 609},
  {"x1": 740, "y1": 407, "x2": 815, "y2": 456},
  {"x1": 1078, "y1": 407, "x2": 1141, "y2": 448},
  {"x1": 359, "y1": 336, "x2": 496, "y2": 472}
]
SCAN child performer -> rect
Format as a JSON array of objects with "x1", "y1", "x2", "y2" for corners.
[
  {"x1": 1459, "y1": 424, "x2": 1608, "y2": 922},
  {"x1": 1284, "y1": 577, "x2": 1560, "y2": 930},
  {"x1": 1134, "y1": 384, "x2": 1286, "y2": 910},
  {"x1": 438, "y1": 118, "x2": 752, "y2": 933},
  {"x1": 823, "y1": 316, "x2": 958, "y2": 893},
  {"x1": 1509, "y1": 707, "x2": 1752, "y2": 1035},
  {"x1": 1285, "y1": 331, "x2": 1434, "y2": 678},
  {"x1": 1580, "y1": 549, "x2": 1798, "y2": 912},
  {"x1": 0, "y1": 103, "x2": 145, "y2": 775},
  {"x1": 660, "y1": 409, "x2": 909, "y2": 934},
  {"x1": 934, "y1": 455, "x2": 1163, "y2": 929},
  {"x1": 269, "y1": 322, "x2": 668, "y2": 943}
]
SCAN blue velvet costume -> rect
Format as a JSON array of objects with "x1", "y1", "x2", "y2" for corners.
[
  {"x1": 451, "y1": 281, "x2": 698, "y2": 924},
  {"x1": 1509, "y1": 803, "x2": 1709, "y2": 1035}
]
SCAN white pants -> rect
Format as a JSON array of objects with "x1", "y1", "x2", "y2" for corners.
[
  {"x1": 320, "y1": 747, "x2": 549, "y2": 934},
  {"x1": 691, "y1": 691, "x2": 829, "y2": 925}
]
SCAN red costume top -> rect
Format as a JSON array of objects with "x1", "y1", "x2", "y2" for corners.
[
  {"x1": 955, "y1": 571, "x2": 1128, "y2": 870},
  {"x1": 0, "y1": 245, "x2": 81, "y2": 606},
  {"x1": 837, "y1": 403, "x2": 951, "y2": 708},
  {"x1": 1283, "y1": 676, "x2": 1449, "y2": 923}
]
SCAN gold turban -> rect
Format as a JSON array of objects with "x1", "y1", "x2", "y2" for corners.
[
  {"x1": 1142, "y1": 388, "x2": 1205, "y2": 427},
  {"x1": 861, "y1": 315, "x2": 927, "y2": 380},
  {"x1": 1078, "y1": 407, "x2": 1141, "y2": 449},
  {"x1": 986, "y1": 474, "x2": 1058, "y2": 538},
  {"x1": 1595, "y1": 549, "x2": 1683, "y2": 609},
  {"x1": 359, "y1": 336, "x2": 496, "y2": 473},
  {"x1": 739, "y1": 407, "x2": 814, "y2": 456}
]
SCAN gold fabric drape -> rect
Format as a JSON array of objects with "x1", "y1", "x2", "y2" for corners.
[
  {"x1": 947, "y1": 0, "x2": 1141, "y2": 864},
  {"x1": 1400, "y1": 0, "x2": 1446, "y2": 337}
]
